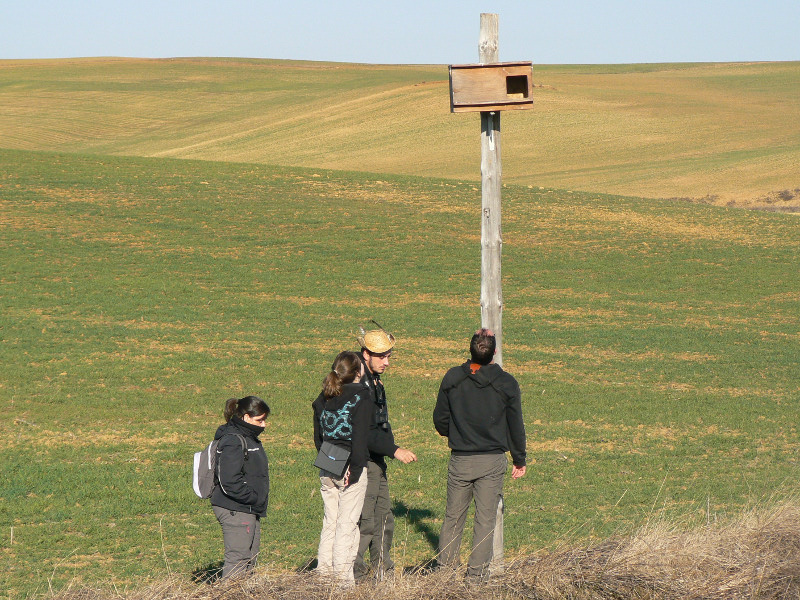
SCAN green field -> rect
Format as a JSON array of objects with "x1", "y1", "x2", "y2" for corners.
[
  {"x1": 0, "y1": 58, "x2": 798, "y2": 207},
  {"x1": 2, "y1": 142, "x2": 799, "y2": 598},
  {"x1": 2, "y1": 58, "x2": 800, "y2": 598}
]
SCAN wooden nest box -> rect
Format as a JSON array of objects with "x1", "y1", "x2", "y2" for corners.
[{"x1": 449, "y1": 61, "x2": 534, "y2": 113}]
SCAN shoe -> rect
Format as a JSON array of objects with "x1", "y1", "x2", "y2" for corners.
[
  {"x1": 465, "y1": 572, "x2": 488, "y2": 588},
  {"x1": 353, "y1": 563, "x2": 372, "y2": 584}
]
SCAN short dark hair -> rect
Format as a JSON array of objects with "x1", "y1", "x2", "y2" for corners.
[{"x1": 470, "y1": 328, "x2": 496, "y2": 365}]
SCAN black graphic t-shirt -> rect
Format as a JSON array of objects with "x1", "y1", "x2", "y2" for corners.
[{"x1": 311, "y1": 382, "x2": 371, "y2": 482}]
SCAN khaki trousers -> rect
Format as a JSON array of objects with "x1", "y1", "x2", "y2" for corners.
[
  {"x1": 438, "y1": 453, "x2": 507, "y2": 579},
  {"x1": 317, "y1": 467, "x2": 369, "y2": 585}
]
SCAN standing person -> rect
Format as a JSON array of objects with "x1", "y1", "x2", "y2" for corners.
[
  {"x1": 433, "y1": 328, "x2": 527, "y2": 583},
  {"x1": 210, "y1": 395, "x2": 271, "y2": 579},
  {"x1": 353, "y1": 324, "x2": 417, "y2": 582},
  {"x1": 312, "y1": 351, "x2": 372, "y2": 586}
]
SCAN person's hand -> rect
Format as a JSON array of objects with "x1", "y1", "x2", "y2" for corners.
[
  {"x1": 394, "y1": 447, "x2": 417, "y2": 464},
  {"x1": 511, "y1": 465, "x2": 526, "y2": 479}
]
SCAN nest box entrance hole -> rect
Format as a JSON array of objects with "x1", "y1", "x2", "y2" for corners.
[{"x1": 506, "y1": 75, "x2": 529, "y2": 99}]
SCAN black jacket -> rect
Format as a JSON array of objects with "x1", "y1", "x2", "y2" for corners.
[
  {"x1": 433, "y1": 361, "x2": 527, "y2": 467},
  {"x1": 312, "y1": 382, "x2": 371, "y2": 483},
  {"x1": 359, "y1": 356, "x2": 400, "y2": 471},
  {"x1": 210, "y1": 417, "x2": 270, "y2": 516}
]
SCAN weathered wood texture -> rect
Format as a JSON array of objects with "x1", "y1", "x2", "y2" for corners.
[
  {"x1": 449, "y1": 62, "x2": 533, "y2": 113},
  {"x1": 479, "y1": 12, "x2": 504, "y2": 367}
]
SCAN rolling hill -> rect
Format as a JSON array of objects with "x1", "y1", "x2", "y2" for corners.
[{"x1": 1, "y1": 57, "x2": 798, "y2": 208}]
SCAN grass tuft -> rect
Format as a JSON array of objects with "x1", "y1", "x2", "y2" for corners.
[
  {"x1": 510, "y1": 500, "x2": 800, "y2": 599},
  {"x1": 48, "y1": 500, "x2": 800, "y2": 600}
]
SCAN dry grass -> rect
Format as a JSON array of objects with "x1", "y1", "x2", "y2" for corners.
[
  {"x1": 507, "y1": 501, "x2": 800, "y2": 599},
  {"x1": 52, "y1": 501, "x2": 800, "y2": 600}
]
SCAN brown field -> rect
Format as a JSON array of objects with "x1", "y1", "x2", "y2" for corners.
[{"x1": 0, "y1": 58, "x2": 798, "y2": 208}]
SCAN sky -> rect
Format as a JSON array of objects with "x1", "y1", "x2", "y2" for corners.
[{"x1": 1, "y1": 0, "x2": 798, "y2": 65}]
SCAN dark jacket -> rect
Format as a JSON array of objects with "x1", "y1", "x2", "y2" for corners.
[
  {"x1": 433, "y1": 361, "x2": 527, "y2": 467},
  {"x1": 359, "y1": 355, "x2": 400, "y2": 470},
  {"x1": 312, "y1": 382, "x2": 371, "y2": 483},
  {"x1": 210, "y1": 417, "x2": 270, "y2": 516}
]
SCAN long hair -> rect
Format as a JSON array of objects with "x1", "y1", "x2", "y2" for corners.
[
  {"x1": 224, "y1": 395, "x2": 271, "y2": 422},
  {"x1": 322, "y1": 351, "x2": 361, "y2": 399}
]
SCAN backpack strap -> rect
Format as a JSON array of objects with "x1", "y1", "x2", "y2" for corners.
[
  {"x1": 235, "y1": 434, "x2": 248, "y2": 461},
  {"x1": 215, "y1": 433, "x2": 249, "y2": 487},
  {"x1": 221, "y1": 433, "x2": 249, "y2": 461}
]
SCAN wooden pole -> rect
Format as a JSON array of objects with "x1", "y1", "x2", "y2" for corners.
[
  {"x1": 479, "y1": 13, "x2": 503, "y2": 367},
  {"x1": 478, "y1": 16, "x2": 506, "y2": 572}
]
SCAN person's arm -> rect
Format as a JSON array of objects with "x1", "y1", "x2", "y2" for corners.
[
  {"x1": 348, "y1": 391, "x2": 372, "y2": 484},
  {"x1": 432, "y1": 378, "x2": 451, "y2": 438},
  {"x1": 216, "y1": 435, "x2": 258, "y2": 504},
  {"x1": 393, "y1": 447, "x2": 417, "y2": 463},
  {"x1": 366, "y1": 395, "x2": 400, "y2": 458},
  {"x1": 312, "y1": 396, "x2": 323, "y2": 451},
  {"x1": 365, "y1": 404, "x2": 415, "y2": 463},
  {"x1": 505, "y1": 379, "x2": 527, "y2": 468}
]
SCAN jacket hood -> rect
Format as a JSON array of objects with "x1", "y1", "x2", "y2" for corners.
[{"x1": 460, "y1": 360, "x2": 504, "y2": 389}]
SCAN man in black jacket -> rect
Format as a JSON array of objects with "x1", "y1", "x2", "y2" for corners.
[
  {"x1": 433, "y1": 328, "x2": 526, "y2": 582},
  {"x1": 353, "y1": 326, "x2": 417, "y2": 582}
]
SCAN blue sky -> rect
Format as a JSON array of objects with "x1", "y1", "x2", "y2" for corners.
[{"x1": 1, "y1": 0, "x2": 798, "y2": 64}]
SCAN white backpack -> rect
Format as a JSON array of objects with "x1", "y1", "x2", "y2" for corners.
[{"x1": 192, "y1": 434, "x2": 246, "y2": 499}]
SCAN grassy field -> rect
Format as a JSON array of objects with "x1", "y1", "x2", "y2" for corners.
[
  {"x1": 1, "y1": 146, "x2": 799, "y2": 598},
  {"x1": 0, "y1": 58, "x2": 798, "y2": 206}
]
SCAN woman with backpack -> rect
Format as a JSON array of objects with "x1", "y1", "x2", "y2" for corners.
[
  {"x1": 312, "y1": 351, "x2": 371, "y2": 586},
  {"x1": 211, "y1": 395, "x2": 270, "y2": 579}
]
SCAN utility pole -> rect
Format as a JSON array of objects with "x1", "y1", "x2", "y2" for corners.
[{"x1": 478, "y1": 13, "x2": 504, "y2": 366}]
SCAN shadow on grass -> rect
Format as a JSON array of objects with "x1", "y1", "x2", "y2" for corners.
[
  {"x1": 394, "y1": 500, "x2": 438, "y2": 552},
  {"x1": 191, "y1": 561, "x2": 223, "y2": 584},
  {"x1": 394, "y1": 499, "x2": 439, "y2": 572},
  {"x1": 296, "y1": 557, "x2": 317, "y2": 573}
]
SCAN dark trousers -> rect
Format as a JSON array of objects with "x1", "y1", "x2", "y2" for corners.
[
  {"x1": 213, "y1": 505, "x2": 261, "y2": 579},
  {"x1": 353, "y1": 460, "x2": 394, "y2": 580},
  {"x1": 438, "y1": 453, "x2": 506, "y2": 578}
]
